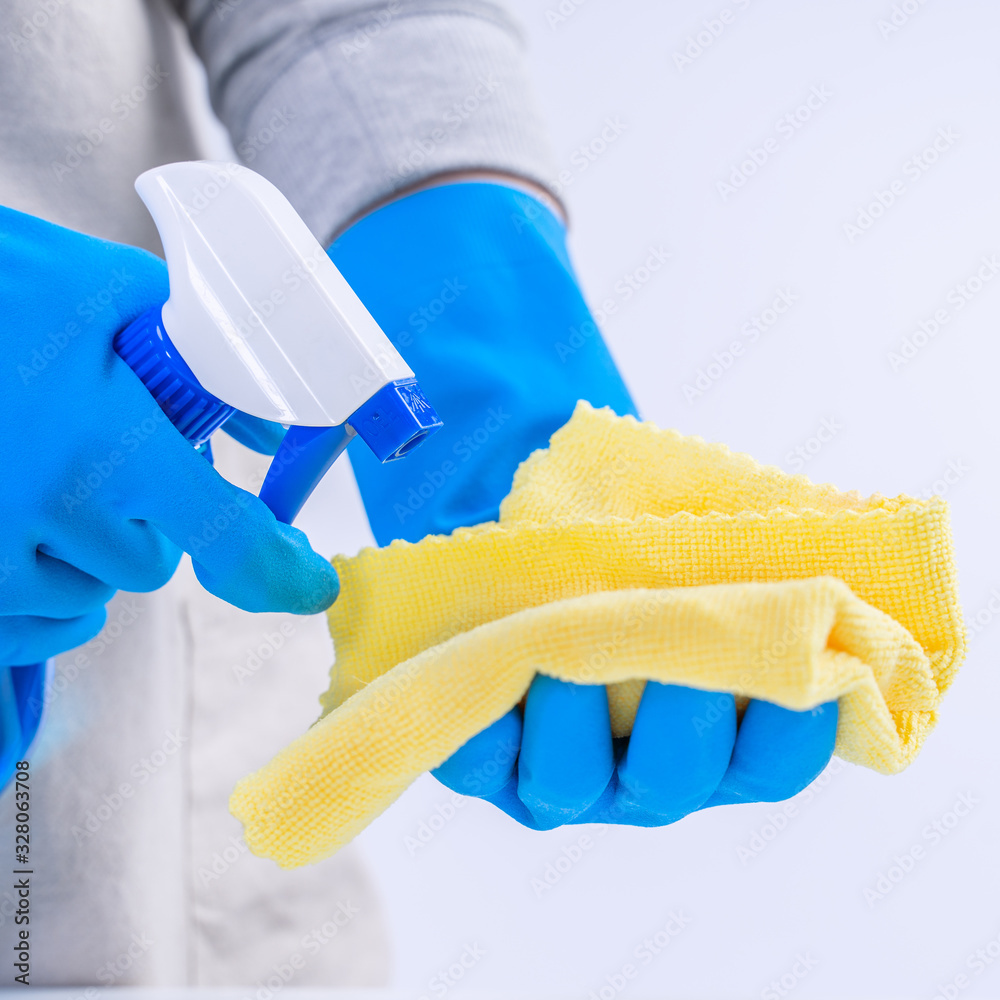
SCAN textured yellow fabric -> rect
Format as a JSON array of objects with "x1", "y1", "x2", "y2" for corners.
[{"x1": 231, "y1": 403, "x2": 965, "y2": 868}]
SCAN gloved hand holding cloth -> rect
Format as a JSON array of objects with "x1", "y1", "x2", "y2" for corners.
[{"x1": 230, "y1": 181, "x2": 965, "y2": 868}]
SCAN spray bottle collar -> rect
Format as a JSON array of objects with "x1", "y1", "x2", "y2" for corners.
[{"x1": 114, "y1": 304, "x2": 235, "y2": 448}]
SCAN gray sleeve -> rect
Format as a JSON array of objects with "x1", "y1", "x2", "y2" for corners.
[{"x1": 169, "y1": 0, "x2": 558, "y2": 244}]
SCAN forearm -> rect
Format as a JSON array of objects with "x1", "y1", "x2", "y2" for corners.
[{"x1": 170, "y1": 0, "x2": 558, "y2": 243}]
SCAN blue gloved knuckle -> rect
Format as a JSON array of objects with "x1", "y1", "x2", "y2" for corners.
[
  {"x1": 607, "y1": 790, "x2": 690, "y2": 828},
  {"x1": 0, "y1": 608, "x2": 106, "y2": 663},
  {"x1": 100, "y1": 534, "x2": 181, "y2": 594},
  {"x1": 624, "y1": 753, "x2": 724, "y2": 815},
  {"x1": 618, "y1": 765, "x2": 720, "y2": 819},
  {"x1": 517, "y1": 782, "x2": 578, "y2": 826},
  {"x1": 715, "y1": 699, "x2": 839, "y2": 804},
  {"x1": 105, "y1": 248, "x2": 169, "y2": 327},
  {"x1": 517, "y1": 766, "x2": 609, "y2": 820},
  {"x1": 739, "y1": 764, "x2": 819, "y2": 803},
  {"x1": 435, "y1": 711, "x2": 520, "y2": 798},
  {"x1": 429, "y1": 764, "x2": 465, "y2": 795},
  {"x1": 7, "y1": 571, "x2": 113, "y2": 621},
  {"x1": 616, "y1": 683, "x2": 735, "y2": 816},
  {"x1": 483, "y1": 776, "x2": 542, "y2": 829},
  {"x1": 128, "y1": 554, "x2": 180, "y2": 594}
]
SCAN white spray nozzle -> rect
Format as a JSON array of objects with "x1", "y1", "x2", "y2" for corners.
[{"x1": 134, "y1": 160, "x2": 413, "y2": 426}]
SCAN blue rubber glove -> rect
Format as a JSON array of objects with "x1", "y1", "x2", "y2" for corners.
[
  {"x1": 0, "y1": 207, "x2": 340, "y2": 758},
  {"x1": 329, "y1": 182, "x2": 837, "y2": 829}
]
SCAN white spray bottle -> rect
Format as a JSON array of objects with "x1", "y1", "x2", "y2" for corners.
[{"x1": 114, "y1": 159, "x2": 443, "y2": 523}]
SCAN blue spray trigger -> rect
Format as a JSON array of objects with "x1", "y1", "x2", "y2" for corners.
[
  {"x1": 257, "y1": 382, "x2": 443, "y2": 524},
  {"x1": 115, "y1": 308, "x2": 443, "y2": 525},
  {"x1": 258, "y1": 424, "x2": 355, "y2": 525}
]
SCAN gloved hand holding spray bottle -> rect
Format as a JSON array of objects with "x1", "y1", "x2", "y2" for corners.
[{"x1": 0, "y1": 161, "x2": 442, "y2": 786}]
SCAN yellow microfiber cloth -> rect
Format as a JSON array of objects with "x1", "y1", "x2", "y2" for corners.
[{"x1": 231, "y1": 402, "x2": 965, "y2": 868}]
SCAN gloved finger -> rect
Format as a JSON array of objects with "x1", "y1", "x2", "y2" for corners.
[
  {"x1": 0, "y1": 607, "x2": 107, "y2": 664},
  {"x1": 701, "y1": 699, "x2": 839, "y2": 807},
  {"x1": 221, "y1": 410, "x2": 287, "y2": 456},
  {"x1": 432, "y1": 708, "x2": 521, "y2": 798},
  {"x1": 37, "y1": 511, "x2": 182, "y2": 596},
  {"x1": 190, "y1": 515, "x2": 339, "y2": 615},
  {"x1": 484, "y1": 768, "x2": 623, "y2": 829},
  {"x1": 615, "y1": 683, "x2": 736, "y2": 821},
  {"x1": 0, "y1": 549, "x2": 115, "y2": 620},
  {"x1": 130, "y1": 433, "x2": 339, "y2": 615},
  {"x1": 483, "y1": 774, "x2": 542, "y2": 829},
  {"x1": 517, "y1": 676, "x2": 615, "y2": 829}
]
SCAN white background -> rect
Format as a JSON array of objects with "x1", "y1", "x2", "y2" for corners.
[{"x1": 292, "y1": 2, "x2": 1000, "y2": 997}]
